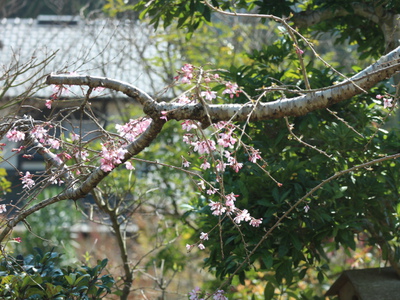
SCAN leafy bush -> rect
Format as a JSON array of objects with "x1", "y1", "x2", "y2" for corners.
[{"x1": 0, "y1": 248, "x2": 114, "y2": 300}]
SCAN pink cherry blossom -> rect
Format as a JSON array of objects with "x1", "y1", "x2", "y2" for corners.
[
  {"x1": 189, "y1": 287, "x2": 201, "y2": 300},
  {"x1": 198, "y1": 243, "x2": 205, "y2": 250},
  {"x1": 227, "y1": 156, "x2": 243, "y2": 173},
  {"x1": 6, "y1": 129, "x2": 25, "y2": 142},
  {"x1": 249, "y1": 218, "x2": 263, "y2": 227},
  {"x1": 192, "y1": 140, "x2": 216, "y2": 155},
  {"x1": 206, "y1": 188, "x2": 218, "y2": 195},
  {"x1": 45, "y1": 99, "x2": 53, "y2": 109},
  {"x1": 222, "y1": 82, "x2": 241, "y2": 98},
  {"x1": 383, "y1": 97, "x2": 393, "y2": 109},
  {"x1": 178, "y1": 94, "x2": 191, "y2": 104},
  {"x1": 0, "y1": 204, "x2": 6, "y2": 213},
  {"x1": 181, "y1": 120, "x2": 197, "y2": 132},
  {"x1": 96, "y1": 142, "x2": 131, "y2": 172},
  {"x1": 209, "y1": 201, "x2": 226, "y2": 216},
  {"x1": 183, "y1": 134, "x2": 193, "y2": 144},
  {"x1": 216, "y1": 160, "x2": 226, "y2": 172},
  {"x1": 225, "y1": 192, "x2": 238, "y2": 208},
  {"x1": 21, "y1": 171, "x2": 35, "y2": 189},
  {"x1": 295, "y1": 46, "x2": 304, "y2": 55},
  {"x1": 125, "y1": 161, "x2": 135, "y2": 170},
  {"x1": 100, "y1": 144, "x2": 128, "y2": 172},
  {"x1": 217, "y1": 132, "x2": 236, "y2": 148},
  {"x1": 31, "y1": 125, "x2": 48, "y2": 142},
  {"x1": 200, "y1": 90, "x2": 217, "y2": 101},
  {"x1": 116, "y1": 118, "x2": 151, "y2": 142},
  {"x1": 233, "y1": 209, "x2": 251, "y2": 224},
  {"x1": 178, "y1": 64, "x2": 194, "y2": 83},
  {"x1": 47, "y1": 138, "x2": 60, "y2": 149},
  {"x1": 115, "y1": 148, "x2": 128, "y2": 162},
  {"x1": 12, "y1": 146, "x2": 25, "y2": 153},
  {"x1": 160, "y1": 111, "x2": 168, "y2": 121},
  {"x1": 75, "y1": 150, "x2": 89, "y2": 161},
  {"x1": 200, "y1": 161, "x2": 211, "y2": 170},
  {"x1": 249, "y1": 148, "x2": 262, "y2": 163},
  {"x1": 230, "y1": 160, "x2": 243, "y2": 173},
  {"x1": 57, "y1": 152, "x2": 72, "y2": 162},
  {"x1": 182, "y1": 158, "x2": 191, "y2": 168},
  {"x1": 200, "y1": 232, "x2": 209, "y2": 240},
  {"x1": 213, "y1": 290, "x2": 228, "y2": 300},
  {"x1": 49, "y1": 176, "x2": 64, "y2": 186},
  {"x1": 213, "y1": 121, "x2": 228, "y2": 130},
  {"x1": 51, "y1": 84, "x2": 68, "y2": 99},
  {"x1": 100, "y1": 160, "x2": 114, "y2": 172},
  {"x1": 70, "y1": 132, "x2": 80, "y2": 141}
]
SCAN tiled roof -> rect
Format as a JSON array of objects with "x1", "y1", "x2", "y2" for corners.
[{"x1": 0, "y1": 15, "x2": 164, "y2": 98}]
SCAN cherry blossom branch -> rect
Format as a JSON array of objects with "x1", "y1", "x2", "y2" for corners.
[
  {"x1": 0, "y1": 119, "x2": 165, "y2": 242},
  {"x1": 62, "y1": 119, "x2": 164, "y2": 199},
  {"x1": 24, "y1": 132, "x2": 75, "y2": 183}
]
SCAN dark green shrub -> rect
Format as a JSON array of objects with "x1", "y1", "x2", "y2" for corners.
[{"x1": 0, "y1": 248, "x2": 114, "y2": 300}]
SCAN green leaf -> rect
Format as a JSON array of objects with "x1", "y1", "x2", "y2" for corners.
[
  {"x1": 261, "y1": 254, "x2": 273, "y2": 269},
  {"x1": 45, "y1": 283, "x2": 63, "y2": 298},
  {"x1": 264, "y1": 282, "x2": 275, "y2": 300},
  {"x1": 64, "y1": 274, "x2": 76, "y2": 286}
]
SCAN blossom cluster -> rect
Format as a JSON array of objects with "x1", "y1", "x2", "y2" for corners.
[
  {"x1": 186, "y1": 232, "x2": 209, "y2": 251},
  {"x1": 100, "y1": 143, "x2": 128, "y2": 172},
  {"x1": 189, "y1": 287, "x2": 228, "y2": 300},
  {"x1": 6, "y1": 129, "x2": 25, "y2": 142},
  {"x1": 376, "y1": 94, "x2": 395, "y2": 109},
  {"x1": 179, "y1": 120, "x2": 264, "y2": 231},
  {"x1": 173, "y1": 65, "x2": 265, "y2": 244},
  {"x1": 115, "y1": 118, "x2": 151, "y2": 143},
  {"x1": 5, "y1": 114, "x2": 149, "y2": 193},
  {"x1": 181, "y1": 121, "x2": 253, "y2": 175},
  {"x1": 20, "y1": 171, "x2": 35, "y2": 189},
  {"x1": 174, "y1": 64, "x2": 195, "y2": 84},
  {"x1": 174, "y1": 64, "x2": 241, "y2": 104},
  {"x1": 209, "y1": 192, "x2": 263, "y2": 227}
]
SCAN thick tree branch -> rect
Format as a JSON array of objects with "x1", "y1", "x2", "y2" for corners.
[
  {"x1": 46, "y1": 75, "x2": 156, "y2": 107},
  {"x1": 47, "y1": 45, "x2": 400, "y2": 124}
]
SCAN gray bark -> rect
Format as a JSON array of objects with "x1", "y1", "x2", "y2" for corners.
[{"x1": 47, "y1": 44, "x2": 400, "y2": 125}]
